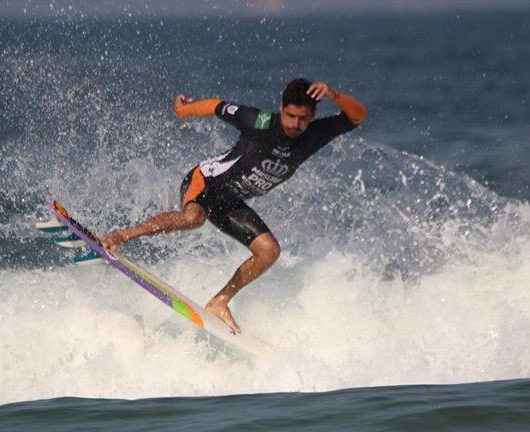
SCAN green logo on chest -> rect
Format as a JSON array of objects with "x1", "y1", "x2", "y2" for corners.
[{"x1": 255, "y1": 112, "x2": 272, "y2": 129}]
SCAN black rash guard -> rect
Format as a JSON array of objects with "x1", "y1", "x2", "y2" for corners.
[
  {"x1": 199, "y1": 101, "x2": 357, "y2": 199},
  {"x1": 180, "y1": 101, "x2": 358, "y2": 247}
]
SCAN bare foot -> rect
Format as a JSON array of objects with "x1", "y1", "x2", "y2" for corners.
[
  {"x1": 100, "y1": 230, "x2": 127, "y2": 252},
  {"x1": 205, "y1": 300, "x2": 241, "y2": 335}
]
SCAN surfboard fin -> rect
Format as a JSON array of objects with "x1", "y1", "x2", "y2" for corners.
[
  {"x1": 53, "y1": 233, "x2": 86, "y2": 248},
  {"x1": 35, "y1": 218, "x2": 68, "y2": 233},
  {"x1": 37, "y1": 216, "x2": 103, "y2": 264},
  {"x1": 73, "y1": 249, "x2": 103, "y2": 265}
]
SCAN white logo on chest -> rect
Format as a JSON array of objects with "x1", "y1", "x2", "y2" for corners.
[
  {"x1": 261, "y1": 159, "x2": 289, "y2": 177},
  {"x1": 272, "y1": 147, "x2": 291, "y2": 158}
]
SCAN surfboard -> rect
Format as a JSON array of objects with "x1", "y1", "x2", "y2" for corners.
[{"x1": 36, "y1": 200, "x2": 264, "y2": 357}]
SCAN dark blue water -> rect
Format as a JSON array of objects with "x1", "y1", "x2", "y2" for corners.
[
  {"x1": 1, "y1": 8, "x2": 530, "y2": 431},
  {"x1": 2, "y1": 380, "x2": 530, "y2": 431}
]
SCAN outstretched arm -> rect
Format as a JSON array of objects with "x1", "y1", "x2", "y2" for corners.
[
  {"x1": 174, "y1": 94, "x2": 222, "y2": 118},
  {"x1": 307, "y1": 81, "x2": 367, "y2": 125}
]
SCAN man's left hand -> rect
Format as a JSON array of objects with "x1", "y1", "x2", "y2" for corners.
[{"x1": 307, "y1": 81, "x2": 338, "y2": 101}]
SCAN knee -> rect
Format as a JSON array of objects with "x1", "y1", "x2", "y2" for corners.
[
  {"x1": 182, "y1": 205, "x2": 206, "y2": 228},
  {"x1": 252, "y1": 235, "x2": 281, "y2": 267},
  {"x1": 267, "y1": 240, "x2": 281, "y2": 264}
]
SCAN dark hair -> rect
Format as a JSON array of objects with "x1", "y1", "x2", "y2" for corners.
[{"x1": 282, "y1": 78, "x2": 317, "y2": 112}]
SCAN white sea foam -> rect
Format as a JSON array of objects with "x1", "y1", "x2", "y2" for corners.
[{"x1": 2, "y1": 211, "x2": 530, "y2": 404}]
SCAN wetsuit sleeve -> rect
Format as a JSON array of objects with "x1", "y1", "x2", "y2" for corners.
[
  {"x1": 215, "y1": 101, "x2": 260, "y2": 131},
  {"x1": 312, "y1": 112, "x2": 358, "y2": 142},
  {"x1": 298, "y1": 112, "x2": 358, "y2": 160}
]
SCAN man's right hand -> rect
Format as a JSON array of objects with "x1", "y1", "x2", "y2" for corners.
[{"x1": 101, "y1": 229, "x2": 128, "y2": 252}]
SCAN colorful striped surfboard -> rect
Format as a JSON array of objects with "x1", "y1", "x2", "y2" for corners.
[{"x1": 38, "y1": 200, "x2": 264, "y2": 357}]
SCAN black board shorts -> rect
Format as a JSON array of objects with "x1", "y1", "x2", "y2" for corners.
[{"x1": 179, "y1": 166, "x2": 271, "y2": 247}]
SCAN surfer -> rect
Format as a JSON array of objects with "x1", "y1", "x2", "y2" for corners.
[{"x1": 101, "y1": 79, "x2": 367, "y2": 334}]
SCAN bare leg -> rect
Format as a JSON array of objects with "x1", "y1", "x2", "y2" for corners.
[
  {"x1": 102, "y1": 203, "x2": 206, "y2": 251},
  {"x1": 205, "y1": 232, "x2": 280, "y2": 334}
]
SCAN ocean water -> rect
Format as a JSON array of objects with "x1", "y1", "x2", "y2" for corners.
[{"x1": 1, "y1": 7, "x2": 530, "y2": 431}]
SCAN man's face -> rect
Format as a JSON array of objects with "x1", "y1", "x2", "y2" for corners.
[{"x1": 280, "y1": 104, "x2": 315, "y2": 139}]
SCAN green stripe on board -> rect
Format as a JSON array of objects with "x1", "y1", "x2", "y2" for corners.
[{"x1": 171, "y1": 297, "x2": 192, "y2": 320}]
